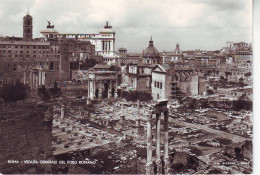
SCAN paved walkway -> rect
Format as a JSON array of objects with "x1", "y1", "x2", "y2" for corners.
[{"x1": 170, "y1": 118, "x2": 251, "y2": 143}]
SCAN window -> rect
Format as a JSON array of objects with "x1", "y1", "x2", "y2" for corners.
[
  {"x1": 160, "y1": 83, "x2": 162, "y2": 89},
  {"x1": 154, "y1": 81, "x2": 156, "y2": 87},
  {"x1": 50, "y1": 62, "x2": 54, "y2": 70}
]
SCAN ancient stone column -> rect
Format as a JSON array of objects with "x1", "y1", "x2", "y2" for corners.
[
  {"x1": 164, "y1": 111, "x2": 170, "y2": 174},
  {"x1": 89, "y1": 80, "x2": 95, "y2": 100},
  {"x1": 23, "y1": 71, "x2": 26, "y2": 84},
  {"x1": 88, "y1": 79, "x2": 90, "y2": 98},
  {"x1": 115, "y1": 75, "x2": 118, "y2": 98},
  {"x1": 93, "y1": 80, "x2": 96, "y2": 99},
  {"x1": 32, "y1": 72, "x2": 35, "y2": 89},
  {"x1": 30, "y1": 71, "x2": 33, "y2": 88},
  {"x1": 156, "y1": 113, "x2": 162, "y2": 174},
  {"x1": 35, "y1": 73, "x2": 38, "y2": 88},
  {"x1": 120, "y1": 115, "x2": 125, "y2": 130},
  {"x1": 61, "y1": 105, "x2": 65, "y2": 119},
  {"x1": 146, "y1": 112, "x2": 153, "y2": 175},
  {"x1": 99, "y1": 81, "x2": 103, "y2": 99},
  {"x1": 39, "y1": 70, "x2": 42, "y2": 86},
  {"x1": 108, "y1": 80, "x2": 112, "y2": 98},
  {"x1": 42, "y1": 71, "x2": 45, "y2": 85},
  {"x1": 136, "y1": 99, "x2": 140, "y2": 127}
]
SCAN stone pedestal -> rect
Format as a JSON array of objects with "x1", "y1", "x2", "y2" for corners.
[
  {"x1": 145, "y1": 163, "x2": 154, "y2": 175},
  {"x1": 86, "y1": 98, "x2": 91, "y2": 105}
]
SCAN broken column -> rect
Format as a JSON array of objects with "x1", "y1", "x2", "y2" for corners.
[
  {"x1": 108, "y1": 80, "x2": 113, "y2": 98},
  {"x1": 87, "y1": 79, "x2": 91, "y2": 104},
  {"x1": 120, "y1": 115, "x2": 125, "y2": 130},
  {"x1": 99, "y1": 81, "x2": 103, "y2": 99},
  {"x1": 136, "y1": 99, "x2": 141, "y2": 127},
  {"x1": 61, "y1": 105, "x2": 65, "y2": 119},
  {"x1": 115, "y1": 74, "x2": 118, "y2": 98}
]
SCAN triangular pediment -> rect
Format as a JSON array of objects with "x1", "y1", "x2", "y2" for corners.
[{"x1": 152, "y1": 65, "x2": 166, "y2": 73}]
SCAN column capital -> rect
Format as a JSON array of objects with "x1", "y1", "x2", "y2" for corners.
[
  {"x1": 146, "y1": 162, "x2": 153, "y2": 167},
  {"x1": 156, "y1": 159, "x2": 162, "y2": 165}
]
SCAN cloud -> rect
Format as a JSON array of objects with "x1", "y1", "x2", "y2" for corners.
[{"x1": 0, "y1": 0, "x2": 252, "y2": 52}]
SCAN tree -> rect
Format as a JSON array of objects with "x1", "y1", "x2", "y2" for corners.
[
  {"x1": 38, "y1": 85, "x2": 51, "y2": 102},
  {"x1": 233, "y1": 94, "x2": 252, "y2": 111},
  {"x1": 1, "y1": 80, "x2": 28, "y2": 102},
  {"x1": 50, "y1": 81, "x2": 62, "y2": 98}
]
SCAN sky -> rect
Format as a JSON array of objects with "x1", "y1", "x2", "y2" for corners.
[{"x1": 0, "y1": 0, "x2": 252, "y2": 53}]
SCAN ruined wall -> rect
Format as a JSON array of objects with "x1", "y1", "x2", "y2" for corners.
[{"x1": 0, "y1": 107, "x2": 53, "y2": 174}]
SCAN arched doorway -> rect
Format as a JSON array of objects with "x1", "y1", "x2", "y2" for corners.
[
  {"x1": 112, "y1": 88, "x2": 115, "y2": 97},
  {"x1": 103, "y1": 83, "x2": 109, "y2": 98},
  {"x1": 95, "y1": 89, "x2": 99, "y2": 98}
]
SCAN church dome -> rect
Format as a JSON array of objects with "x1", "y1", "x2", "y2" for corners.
[{"x1": 143, "y1": 37, "x2": 159, "y2": 57}]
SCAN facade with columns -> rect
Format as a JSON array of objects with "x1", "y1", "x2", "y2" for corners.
[
  {"x1": 26, "y1": 67, "x2": 46, "y2": 89},
  {"x1": 40, "y1": 21, "x2": 116, "y2": 61}
]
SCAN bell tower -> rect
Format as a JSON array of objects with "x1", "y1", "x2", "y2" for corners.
[{"x1": 23, "y1": 12, "x2": 33, "y2": 41}]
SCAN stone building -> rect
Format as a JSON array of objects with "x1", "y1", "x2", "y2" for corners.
[
  {"x1": 41, "y1": 21, "x2": 116, "y2": 64},
  {"x1": 0, "y1": 13, "x2": 99, "y2": 87},
  {"x1": 151, "y1": 65, "x2": 206, "y2": 100},
  {"x1": 0, "y1": 13, "x2": 65, "y2": 86},
  {"x1": 118, "y1": 47, "x2": 127, "y2": 57},
  {"x1": 162, "y1": 43, "x2": 184, "y2": 64},
  {"x1": 124, "y1": 63, "x2": 156, "y2": 92}
]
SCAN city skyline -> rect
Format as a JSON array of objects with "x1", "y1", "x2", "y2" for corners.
[{"x1": 0, "y1": 0, "x2": 252, "y2": 52}]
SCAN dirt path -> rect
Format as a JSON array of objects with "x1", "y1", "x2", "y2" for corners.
[{"x1": 170, "y1": 118, "x2": 251, "y2": 143}]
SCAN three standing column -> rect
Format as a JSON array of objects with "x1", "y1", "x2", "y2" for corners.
[{"x1": 146, "y1": 108, "x2": 170, "y2": 174}]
